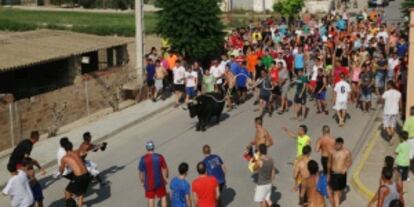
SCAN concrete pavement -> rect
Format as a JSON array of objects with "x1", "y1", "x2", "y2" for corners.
[{"x1": 0, "y1": 91, "x2": 375, "y2": 206}]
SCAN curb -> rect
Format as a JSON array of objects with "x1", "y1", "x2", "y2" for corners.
[
  {"x1": 0, "y1": 100, "x2": 175, "y2": 188},
  {"x1": 351, "y1": 130, "x2": 380, "y2": 200}
]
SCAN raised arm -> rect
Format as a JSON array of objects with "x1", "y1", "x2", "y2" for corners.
[{"x1": 282, "y1": 127, "x2": 297, "y2": 139}]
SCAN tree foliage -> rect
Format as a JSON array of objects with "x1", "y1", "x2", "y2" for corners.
[
  {"x1": 273, "y1": 0, "x2": 304, "y2": 18},
  {"x1": 401, "y1": 0, "x2": 414, "y2": 18},
  {"x1": 156, "y1": 0, "x2": 225, "y2": 62}
]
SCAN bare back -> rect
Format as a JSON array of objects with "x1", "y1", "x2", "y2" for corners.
[
  {"x1": 62, "y1": 152, "x2": 87, "y2": 176},
  {"x1": 297, "y1": 157, "x2": 310, "y2": 181},
  {"x1": 331, "y1": 148, "x2": 352, "y2": 174},
  {"x1": 316, "y1": 135, "x2": 335, "y2": 157},
  {"x1": 304, "y1": 176, "x2": 326, "y2": 207}
]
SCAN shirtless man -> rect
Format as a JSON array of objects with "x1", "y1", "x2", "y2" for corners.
[
  {"x1": 154, "y1": 59, "x2": 166, "y2": 100},
  {"x1": 250, "y1": 117, "x2": 274, "y2": 149},
  {"x1": 223, "y1": 66, "x2": 236, "y2": 110},
  {"x1": 293, "y1": 145, "x2": 311, "y2": 204},
  {"x1": 60, "y1": 141, "x2": 91, "y2": 207},
  {"x1": 301, "y1": 160, "x2": 326, "y2": 207},
  {"x1": 328, "y1": 137, "x2": 352, "y2": 207},
  {"x1": 315, "y1": 125, "x2": 335, "y2": 175},
  {"x1": 78, "y1": 132, "x2": 107, "y2": 186}
]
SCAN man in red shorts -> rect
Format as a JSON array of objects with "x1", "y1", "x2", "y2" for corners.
[{"x1": 138, "y1": 141, "x2": 169, "y2": 207}]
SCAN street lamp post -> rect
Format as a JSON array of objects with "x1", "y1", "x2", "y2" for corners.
[
  {"x1": 407, "y1": 9, "x2": 414, "y2": 119},
  {"x1": 135, "y1": 0, "x2": 144, "y2": 85}
]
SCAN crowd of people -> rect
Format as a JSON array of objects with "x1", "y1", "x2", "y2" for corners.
[{"x1": 2, "y1": 3, "x2": 414, "y2": 207}]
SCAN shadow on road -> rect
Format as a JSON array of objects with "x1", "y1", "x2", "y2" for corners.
[
  {"x1": 220, "y1": 187, "x2": 236, "y2": 206},
  {"x1": 271, "y1": 186, "x2": 282, "y2": 206},
  {"x1": 48, "y1": 165, "x2": 125, "y2": 207}
]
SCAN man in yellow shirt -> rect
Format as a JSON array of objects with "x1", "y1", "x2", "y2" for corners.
[{"x1": 282, "y1": 125, "x2": 311, "y2": 158}]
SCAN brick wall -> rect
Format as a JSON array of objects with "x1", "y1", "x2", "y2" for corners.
[{"x1": 0, "y1": 66, "x2": 136, "y2": 151}]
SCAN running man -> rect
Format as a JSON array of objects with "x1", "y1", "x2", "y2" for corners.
[
  {"x1": 315, "y1": 125, "x2": 335, "y2": 175},
  {"x1": 2, "y1": 159, "x2": 34, "y2": 207},
  {"x1": 315, "y1": 68, "x2": 328, "y2": 115},
  {"x1": 202, "y1": 145, "x2": 227, "y2": 192},
  {"x1": 328, "y1": 137, "x2": 352, "y2": 207},
  {"x1": 78, "y1": 132, "x2": 108, "y2": 186},
  {"x1": 300, "y1": 160, "x2": 326, "y2": 207},
  {"x1": 139, "y1": 141, "x2": 169, "y2": 207},
  {"x1": 60, "y1": 141, "x2": 91, "y2": 207},
  {"x1": 7, "y1": 131, "x2": 45, "y2": 175},
  {"x1": 333, "y1": 73, "x2": 351, "y2": 127},
  {"x1": 282, "y1": 125, "x2": 311, "y2": 158}
]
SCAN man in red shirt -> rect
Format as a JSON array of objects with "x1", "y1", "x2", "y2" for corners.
[{"x1": 192, "y1": 162, "x2": 219, "y2": 207}]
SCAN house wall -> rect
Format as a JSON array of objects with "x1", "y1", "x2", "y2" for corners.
[{"x1": 0, "y1": 61, "x2": 136, "y2": 151}]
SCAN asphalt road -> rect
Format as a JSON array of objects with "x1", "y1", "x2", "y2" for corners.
[{"x1": 0, "y1": 90, "x2": 376, "y2": 206}]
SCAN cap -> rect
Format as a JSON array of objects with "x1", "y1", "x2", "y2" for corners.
[{"x1": 145, "y1": 141, "x2": 155, "y2": 151}]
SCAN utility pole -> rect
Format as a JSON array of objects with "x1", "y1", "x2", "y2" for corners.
[
  {"x1": 135, "y1": 0, "x2": 144, "y2": 85},
  {"x1": 407, "y1": 9, "x2": 414, "y2": 118}
]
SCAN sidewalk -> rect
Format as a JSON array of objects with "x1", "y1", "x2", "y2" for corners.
[
  {"x1": 0, "y1": 97, "x2": 174, "y2": 187},
  {"x1": 353, "y1": 121, "x2": 414, "y2": 205}
]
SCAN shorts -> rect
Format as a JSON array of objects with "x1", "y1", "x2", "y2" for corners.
[
  {"x1": 281, "y1": 83, "x2": 289, "y2": 97},
  {"x1": 173, "y1": 84, "x2": 185, "y2": 92},
  {"x1": 334, "y1": 101, "x2": 347, "y2": 111},
  {"x1": 238, "y1": 87, "x2": 248, "y2": 92},
  {"x1": 383, "y1": 114, "x2": 398, "y2": 128},
  {"x1": 260, "y1": 93, "x2": 271, "y2": 102},
  {"x1": 309, "y1": 80, "x2": 317, "y2": 88},
  {"x1": 375, "y1": 76, "x2": 385, "y2": 88},
  {"x1": 272, "y1": 86, "x2": 281, "y2": 96},
  {"x1": 316, "y1": 91, "x2": 327, "y2": 100},
  {"x1": 147, "y1": 79, "x2": 155, "y2": 87},
  {"x1": 360, "y1": 93, "x2": 372, "y2": 102},
  {"x1": 155, "y1": 79, "x2": 163, "y2": 91},
  {"x1": 254, "y1": 184, "x2": 272, "y2": 202},
  {"x1": 397, "y1": 166, "x2": 409, "y2": 181},
  {"x1": 66, "y1": 173, "x2": 91, "y2": 196},
  {"x1": 294, "y1": 94, "x2": 307, "y2": 105},
  {"x1": 321, "y1": 156, "x2": 328, "y2": 175},
  {"x1": 329, "y1": 172, "x2": 347, "y2": 191},
  {"x1": 185, "y1": 87, "x2": 197, "y2": 98},
  {"x1": 31, "y1": 182, "x2": 44, "y2": 202},
  {"x1": 145, "y1": 186, "x2": 167, "y2": 199}
]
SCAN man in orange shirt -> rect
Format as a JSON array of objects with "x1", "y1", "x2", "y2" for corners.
[
  {"x1": 166, "y1": 51, "x2": 178, "y2": 90},
  {"x1": 246, "y1": 50, "x2": 258, "y2": 80},
  {"x1": 192, "y1": 162, "x2": 219, "y2": 207}
]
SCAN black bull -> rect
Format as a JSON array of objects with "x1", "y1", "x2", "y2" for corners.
[{"x1": 187, "y1": 92, "x2": 225, "y2": 131}]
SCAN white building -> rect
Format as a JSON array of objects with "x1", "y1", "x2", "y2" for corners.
[{"x1": 221, "y1": 0, "x2": 276, "y2": 12}]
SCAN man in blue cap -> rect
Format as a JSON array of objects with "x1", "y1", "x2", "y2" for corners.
[{"x1": 138, "y1": 141, "x2": 169, "y2": 207}]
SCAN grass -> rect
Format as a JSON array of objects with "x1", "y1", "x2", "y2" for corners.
[
  {"x1": 0, "y1": 8, "x2": 274, "y2": 36},
  {"x1": 0, "y1": 8, "x2": 158, "y2": 36}
]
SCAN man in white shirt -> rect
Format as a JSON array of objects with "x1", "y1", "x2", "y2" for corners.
[
  {"x1": 387, "y1": 53, "x2": 399, "y2": 81},
  {"x1": 2, "y1": 163, "x2": 34, "y2": 207},
  {"x1": 381, "y1": 81, "x2": 402, "y2": 142},
  {"x1": 184, "y1": 67, "x2": 198, "y2": 105},
  {"x1": 173, "y1": 60, "x2": 186, "y2": 108},
  {"x1": 210, "y1": 59, "x2": 225, "y2": 88},
  {"x1": 333, "y1": 73, "x2": 351, "y2": 127}
]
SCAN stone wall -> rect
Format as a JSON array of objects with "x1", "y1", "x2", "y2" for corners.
[{"x1": 0, "y1": 65, "x2": 135, "y2": 151}]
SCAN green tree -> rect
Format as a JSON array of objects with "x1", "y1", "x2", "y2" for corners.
[
  {"x1": 401, "y1": 0, "x2": 414, "y2": 18},
  {"x1": 273, "y1": 0, "x2": 304, "y2": 24},
  {"x1": 156, "y1": 0, "x2": 225, "y2": 62}
]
